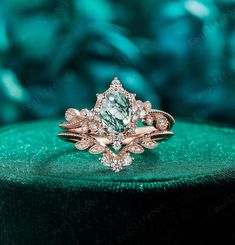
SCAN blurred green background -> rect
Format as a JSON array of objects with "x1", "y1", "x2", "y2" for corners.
[{"x1": 0, "y1": 0, "x2": 235, "y2": 126}]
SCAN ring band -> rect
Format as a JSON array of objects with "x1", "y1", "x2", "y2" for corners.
[{"x1": 58, "y1": 77, "x2": 175, "y2": 172}]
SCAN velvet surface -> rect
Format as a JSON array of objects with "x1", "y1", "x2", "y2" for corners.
[{"x1": 0, "y1": 120, "x2": 234, "y2": 244}]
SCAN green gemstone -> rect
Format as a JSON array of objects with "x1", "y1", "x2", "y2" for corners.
[{"x1": 100, "y1": 92, "x2": 131, "y2": 133}]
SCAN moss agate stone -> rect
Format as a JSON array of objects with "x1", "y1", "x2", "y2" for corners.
[{"x1": 100, "y1": 92, "x2": 131, "y2": 133}]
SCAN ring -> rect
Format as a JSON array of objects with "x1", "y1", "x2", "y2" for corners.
[{"x1": 58, "y1": 77, "x2": 175, "y2": 172}]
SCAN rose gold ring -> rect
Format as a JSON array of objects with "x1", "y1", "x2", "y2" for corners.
[{"x1": 58, "y1": 77, "x2": 175, "y2": 172}]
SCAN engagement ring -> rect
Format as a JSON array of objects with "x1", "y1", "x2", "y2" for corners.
[{"x1": 58, "y1": 77, "x2": 175, "y2": 172}]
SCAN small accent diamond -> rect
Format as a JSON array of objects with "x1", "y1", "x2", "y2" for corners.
[
  {"x1": 123, "y1": 154, "x2": 133, "y2": 166},
  {"x1": 129, "y1": 143, "x2": 144, "y2": 154},
  {"x1": 144, "y1": 101, "x2": 152, "y2": 111},
  {"x1": 140, "y1": 110, "x2": 147, "y2": 118},
  {"x1": 86, "y1": 111, "x2": 93, "y2": 119},
  {"x1": 142, "y1": 140, "x2": 157, "y2": 149},
  {"x1": 89, "y1": 123, "x2": 98, "y2": 131},
  {"x1": 132, "y1": 114, "x2": 139, "y2": 121},
  {"x1": 94, "y1": 114, "x2": 100, "y2": 121},
  {"x1": 111, "y1": 77, "x2": 121, "y2": 86},
  {"x1": 113, "y1": 141, "x2": 122, "y2": 151},
  {"x1": 65, "y1": 108, "x2": 80, "y2": 121},
  {"x1": 108, "y1": 133, "x2": 125, "y2": 142},
  {"x1": 157, "y1": 116, "x2": 168, "y2": 130},
  {"x1": 96, "y1": 93, "x2": 103, "y2": 100},
  {"x1": 80, "y1": 109, "x2": 89, "y2": 117},
  {"x1": 145, "y1": 116, "x2": 153, "y2": 126}
]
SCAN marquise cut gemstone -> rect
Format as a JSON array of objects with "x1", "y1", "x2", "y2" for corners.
[{"x1": 100, "y1": 92, "x2": 131, "y2": 133}]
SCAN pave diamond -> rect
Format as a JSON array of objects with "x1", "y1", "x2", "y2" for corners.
[{"x1": 100, "y1": 92, "x2": 131, "y2": 133}]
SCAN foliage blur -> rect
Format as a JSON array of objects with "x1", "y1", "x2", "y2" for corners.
[{"x1": 0, "y1": 0, "x2": 235, "y2": 126}]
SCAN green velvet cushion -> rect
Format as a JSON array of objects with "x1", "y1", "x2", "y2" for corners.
[{"x1": 0, "y1": 119, "x2": 234, "y2": 244}]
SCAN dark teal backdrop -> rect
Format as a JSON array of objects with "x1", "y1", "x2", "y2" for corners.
[
  {"x1": 0, "y1": 0, "x2": 235, "y2": 126},
  {"x1": 0, "y1": 2, "x2": 235, "y2": 244}
]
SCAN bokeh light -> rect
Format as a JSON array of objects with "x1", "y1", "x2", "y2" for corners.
[{"x1": 0, "y1": 0, "x2": 235, "y2": 126}]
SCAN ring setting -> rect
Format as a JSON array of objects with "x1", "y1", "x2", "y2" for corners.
[{"x1": 58, "y1": 77, "x2": 175, "y2": 172}]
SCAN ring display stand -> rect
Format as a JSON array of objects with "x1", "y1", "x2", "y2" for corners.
[{"x1": 0, "y1": 119, "x2": 234, "y2": 244}]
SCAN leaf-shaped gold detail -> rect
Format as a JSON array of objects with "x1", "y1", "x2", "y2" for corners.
[
  {"x1": 65, "y1": 108, "x2": 80, "y2": 122},
  {"x1": 59, "y1": 120, "x2": 81, "y2": 129},
  {"x1": 129, "y1": 143, "x2": 144, "y2": 154},
  {"x1": 75, "y1": 141, "x2": 90, "y2": 150},
  {"x1": 141, "y1": 140, "x2": 157, "y2": 149},
  {"x1": 89, "y1": 144, "x2": 105, "y2": 154}
]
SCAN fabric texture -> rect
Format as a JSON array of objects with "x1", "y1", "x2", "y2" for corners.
[{"x1": 0, "y1": 119, "x2": 234, "y2": 244}]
